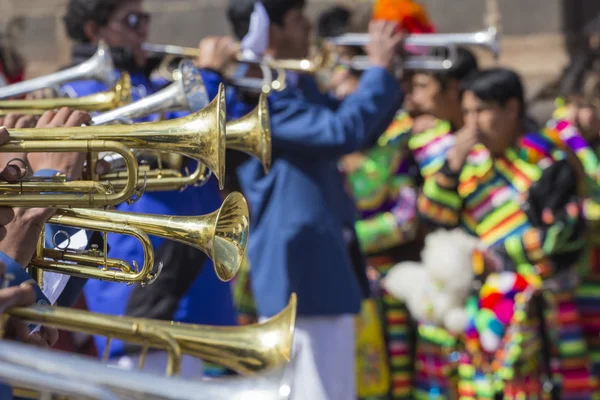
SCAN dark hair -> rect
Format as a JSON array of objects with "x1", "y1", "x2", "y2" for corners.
[
  {"x1": 462, "y1": 67, "x2": 526, "y2": 119},
  {"x1": 428, "y1": 47, "x2": 479, "y2": 90},
  {"x1": 317, "y1": 6, "x2": 351, "y2": 38},
  {"x1": 63, "y1": 0, "x2": 123, "y2": 43},
  {"x1": 227, "y1": 0, "x2": 306, "y2": 40}
]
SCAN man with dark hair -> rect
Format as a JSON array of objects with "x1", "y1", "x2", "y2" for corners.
[
  {"x1": 419, "y1": 67, "x2": 595, "y2": 399},
  {"x1": 205, "y1": 1, "x2": 405, "y2": 398},
  {"x1": 59, "y1": 0, "x2": 239, "y2": 378}
]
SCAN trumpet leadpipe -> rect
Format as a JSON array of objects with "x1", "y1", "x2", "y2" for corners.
[
  {"x1": 0, "y1": 41, "x2": 116, "y2": 99},
  {"x1": 0, "y1": 73, "x2": 132, "y2": 116}
]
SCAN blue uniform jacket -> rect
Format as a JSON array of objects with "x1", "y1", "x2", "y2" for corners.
[
  {"x1": 56, "y1": 70, "x2": 239, "y2": 358},
  {"x1": 236, "y1": 67, "x2": 403, "y2": 317}
]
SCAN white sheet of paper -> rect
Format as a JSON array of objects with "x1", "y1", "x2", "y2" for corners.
[{"x1": 30, "y1": 229, "x2": 89, "y2": 334}]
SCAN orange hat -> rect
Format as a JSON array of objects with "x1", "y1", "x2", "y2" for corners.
[{"x1": 372, "y1": 0, "x2": 436, "y2": 33}]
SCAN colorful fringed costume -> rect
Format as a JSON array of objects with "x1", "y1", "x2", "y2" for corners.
[
  {"x1": 543, "y1": 119, "x2": 600, "y2": 396},
  {"x1": 418, "y1": 132, "x2": 592, "y2": 399},
  {"x1": 341, "y1": 110, "x2": 417, "y2": 400},
  {"x1": 342, "y1": 111, "x2": 457, "y2": 399}
]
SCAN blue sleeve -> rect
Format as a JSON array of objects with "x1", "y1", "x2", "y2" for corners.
[
  {"x1": 269, "y1": 67, "x2": 402, "y2": 158},
  {"x1": 0, "y1": 259, "x2": 51, "y2": 306},
  {"x1": 199, "y1": 69, "x2": 226, "y2": 101}
]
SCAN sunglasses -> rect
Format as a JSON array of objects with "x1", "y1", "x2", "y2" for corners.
[{"x1": 121, "y1": 12, "x2": 151, "y2": 31}]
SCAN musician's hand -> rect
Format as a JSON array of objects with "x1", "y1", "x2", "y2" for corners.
[
  {"x1": 196, "y1": 36, "x2": 238, "y2": 74},
  {"x1": 0, "y1": 114, "x2": 38, "y2": 181},
  {"x1": 366, "y1": 21, "x2": 404, "y2": 72},
  {"x1": 25, "y1": 88, "x2": 58, "y2": 100},
  {"x1": 0, "y1": 263, "x2": 59, "y2": 348},
  {"x1": 0, "y1": 207, "x2": 55, "y2": 267},
  {"x1": 447, "y1": 126, "x2": 479, "y2": 173},
  {"x1": 26, "y1": 108, "x2": 91, "y2": 180}
]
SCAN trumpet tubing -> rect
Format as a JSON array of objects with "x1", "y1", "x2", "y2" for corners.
[
  {"x1": 0, "y1": 140, "x2": 138, "y2": 208},
  {"x1": 34, "y1": 212, "x2": 159, "y2": 285},
  {"x1": 0, "y1": 73, "x2": 132, "y2": 116},
  {"x1": 0, "y1": 41, "x2": 116, "y2": 99},
  {"x1": 40, "y1": 191, "x2": 249, "y2": 282},
  {"x1": 7, "y1": 293, "x2": 296, "y2": 376},
  {"x1": 5, "y1": 306, "x2": 183, "y2": 376}
]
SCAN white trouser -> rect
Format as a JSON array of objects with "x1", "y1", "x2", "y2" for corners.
[
  {"x1": 112, "y1": 352, "x2": 204, "y2": 379},
  {"x1": 262, "y1": 314, "x2": 356, "y2": 400}
]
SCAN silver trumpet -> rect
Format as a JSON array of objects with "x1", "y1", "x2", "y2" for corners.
[
  {"x1": 91, "y1": 59, "x2": 211, "y2": 183},
  {"x1": 0, "y1": 340, "x2": 294, "y2": 400},
  {"x1": 0, "y1": 41, "x2": 116, "y2": 99},
  {"x1": 326, "y1": 26, "x2": 500, "y2": 71},
  {"x1": 143, "y1": 43, "x2": 286, "y2": 93},
  {"x1": 92, "y1": 59, "x2": 209, "y2": 126}
]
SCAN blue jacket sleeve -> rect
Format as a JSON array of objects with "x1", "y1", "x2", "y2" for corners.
[
  {"x1": 199, "y1": 69, "x2": 226, "y2": 102},
  {"x1": 0, "y1": 259, "x2": 51, "y2": 306},
  {"x1": 269, "y1": 67, "x2": 402, "y2": 158}
]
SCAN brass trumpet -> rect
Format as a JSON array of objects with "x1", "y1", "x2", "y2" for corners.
[
  {"x1": 102, "y1": 90, "x2": 271, "y2": 192},
  {"x1": 33, "y1": 191, "x2": 249, "y2": 284},
  {"x1": 0, "y1": 84, "x2": 226, "y2": 206},
  {"x1": 7, "y1": 293, "x2": 297, "y2": 376},
  {"x1": 0, "y1": 73, "x2": 132, "y2": 116}
]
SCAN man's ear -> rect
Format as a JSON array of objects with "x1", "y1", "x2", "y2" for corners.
[{"x1": 83, "y1": 21, "x2": 100, "y2": 43}]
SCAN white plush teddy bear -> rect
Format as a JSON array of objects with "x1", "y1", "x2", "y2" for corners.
[{"x1": 382, "y1": 228, "x2": 481, "y2": 334}]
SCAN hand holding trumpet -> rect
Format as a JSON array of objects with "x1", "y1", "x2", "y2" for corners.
[{"x1": 0, "y1": 262, "x2": 58, "y2": 349}]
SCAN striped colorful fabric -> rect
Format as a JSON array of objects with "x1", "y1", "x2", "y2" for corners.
[
  {"x1": 414, "y1": 324, "x2": 458, "y2": 400},
  {"x1": 408, "y1": 119, "x2": 456, "y2": 180},
  {"x1": 342, "y1": 110, "x2": 419, "y2": 255},
  {"x1": 341, "y1": 111, "x2": 419, "y2": 399},
  {"x1": 542, "y1": 119, "x2": 600, "y2": 397},
  {"x1": 362, "y1": 259, "x2": 415, "y2": 400},
  {"x1": 342, "y1": 114, "x2": 456, "y2": 399},
  {"x1": 418, "y1": 131, "x2": 596, "y2": 398}
]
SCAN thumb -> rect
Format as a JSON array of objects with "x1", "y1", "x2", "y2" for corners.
[
  {"x1": 0, "y1": 127, "x2": 9, "y2": 146},
  {"x1": 0, "y1": 284, "x2": 35, "y2": 313}
]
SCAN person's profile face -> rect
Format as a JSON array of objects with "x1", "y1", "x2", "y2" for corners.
[
  {"x1": 410, "y1": 73, "x2": 444, "y2": 117},
  {"x1": 278, "y1": 7, "x2": 312, "y2": 59},
  {"x1": 462, "y1": 90, "x2": 519, "y2": 155},
  {"x1": 566, "y1": 95, "x2": 600, "y2": 143},
  {"x1": 94, "y1": 0, "x2": 149, "y2": 51}
]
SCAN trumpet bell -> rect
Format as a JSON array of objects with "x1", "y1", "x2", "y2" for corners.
[
  {"x1": 119, "y1": 292, "x2": 297, "y2": 375},
  {"x1": 178, "y1": 59, "x2": 211, "y2": 112},
  {"x1": 211, "y1": 192, "x2": 250, "y2": 280},
  {"x1": 226, "y1": 92, "x2": 272, "y2": 173}
]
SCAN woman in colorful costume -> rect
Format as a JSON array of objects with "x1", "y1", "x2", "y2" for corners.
[{"x1": 418, "y1": 68, "x2": 591, "y2": 399}]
